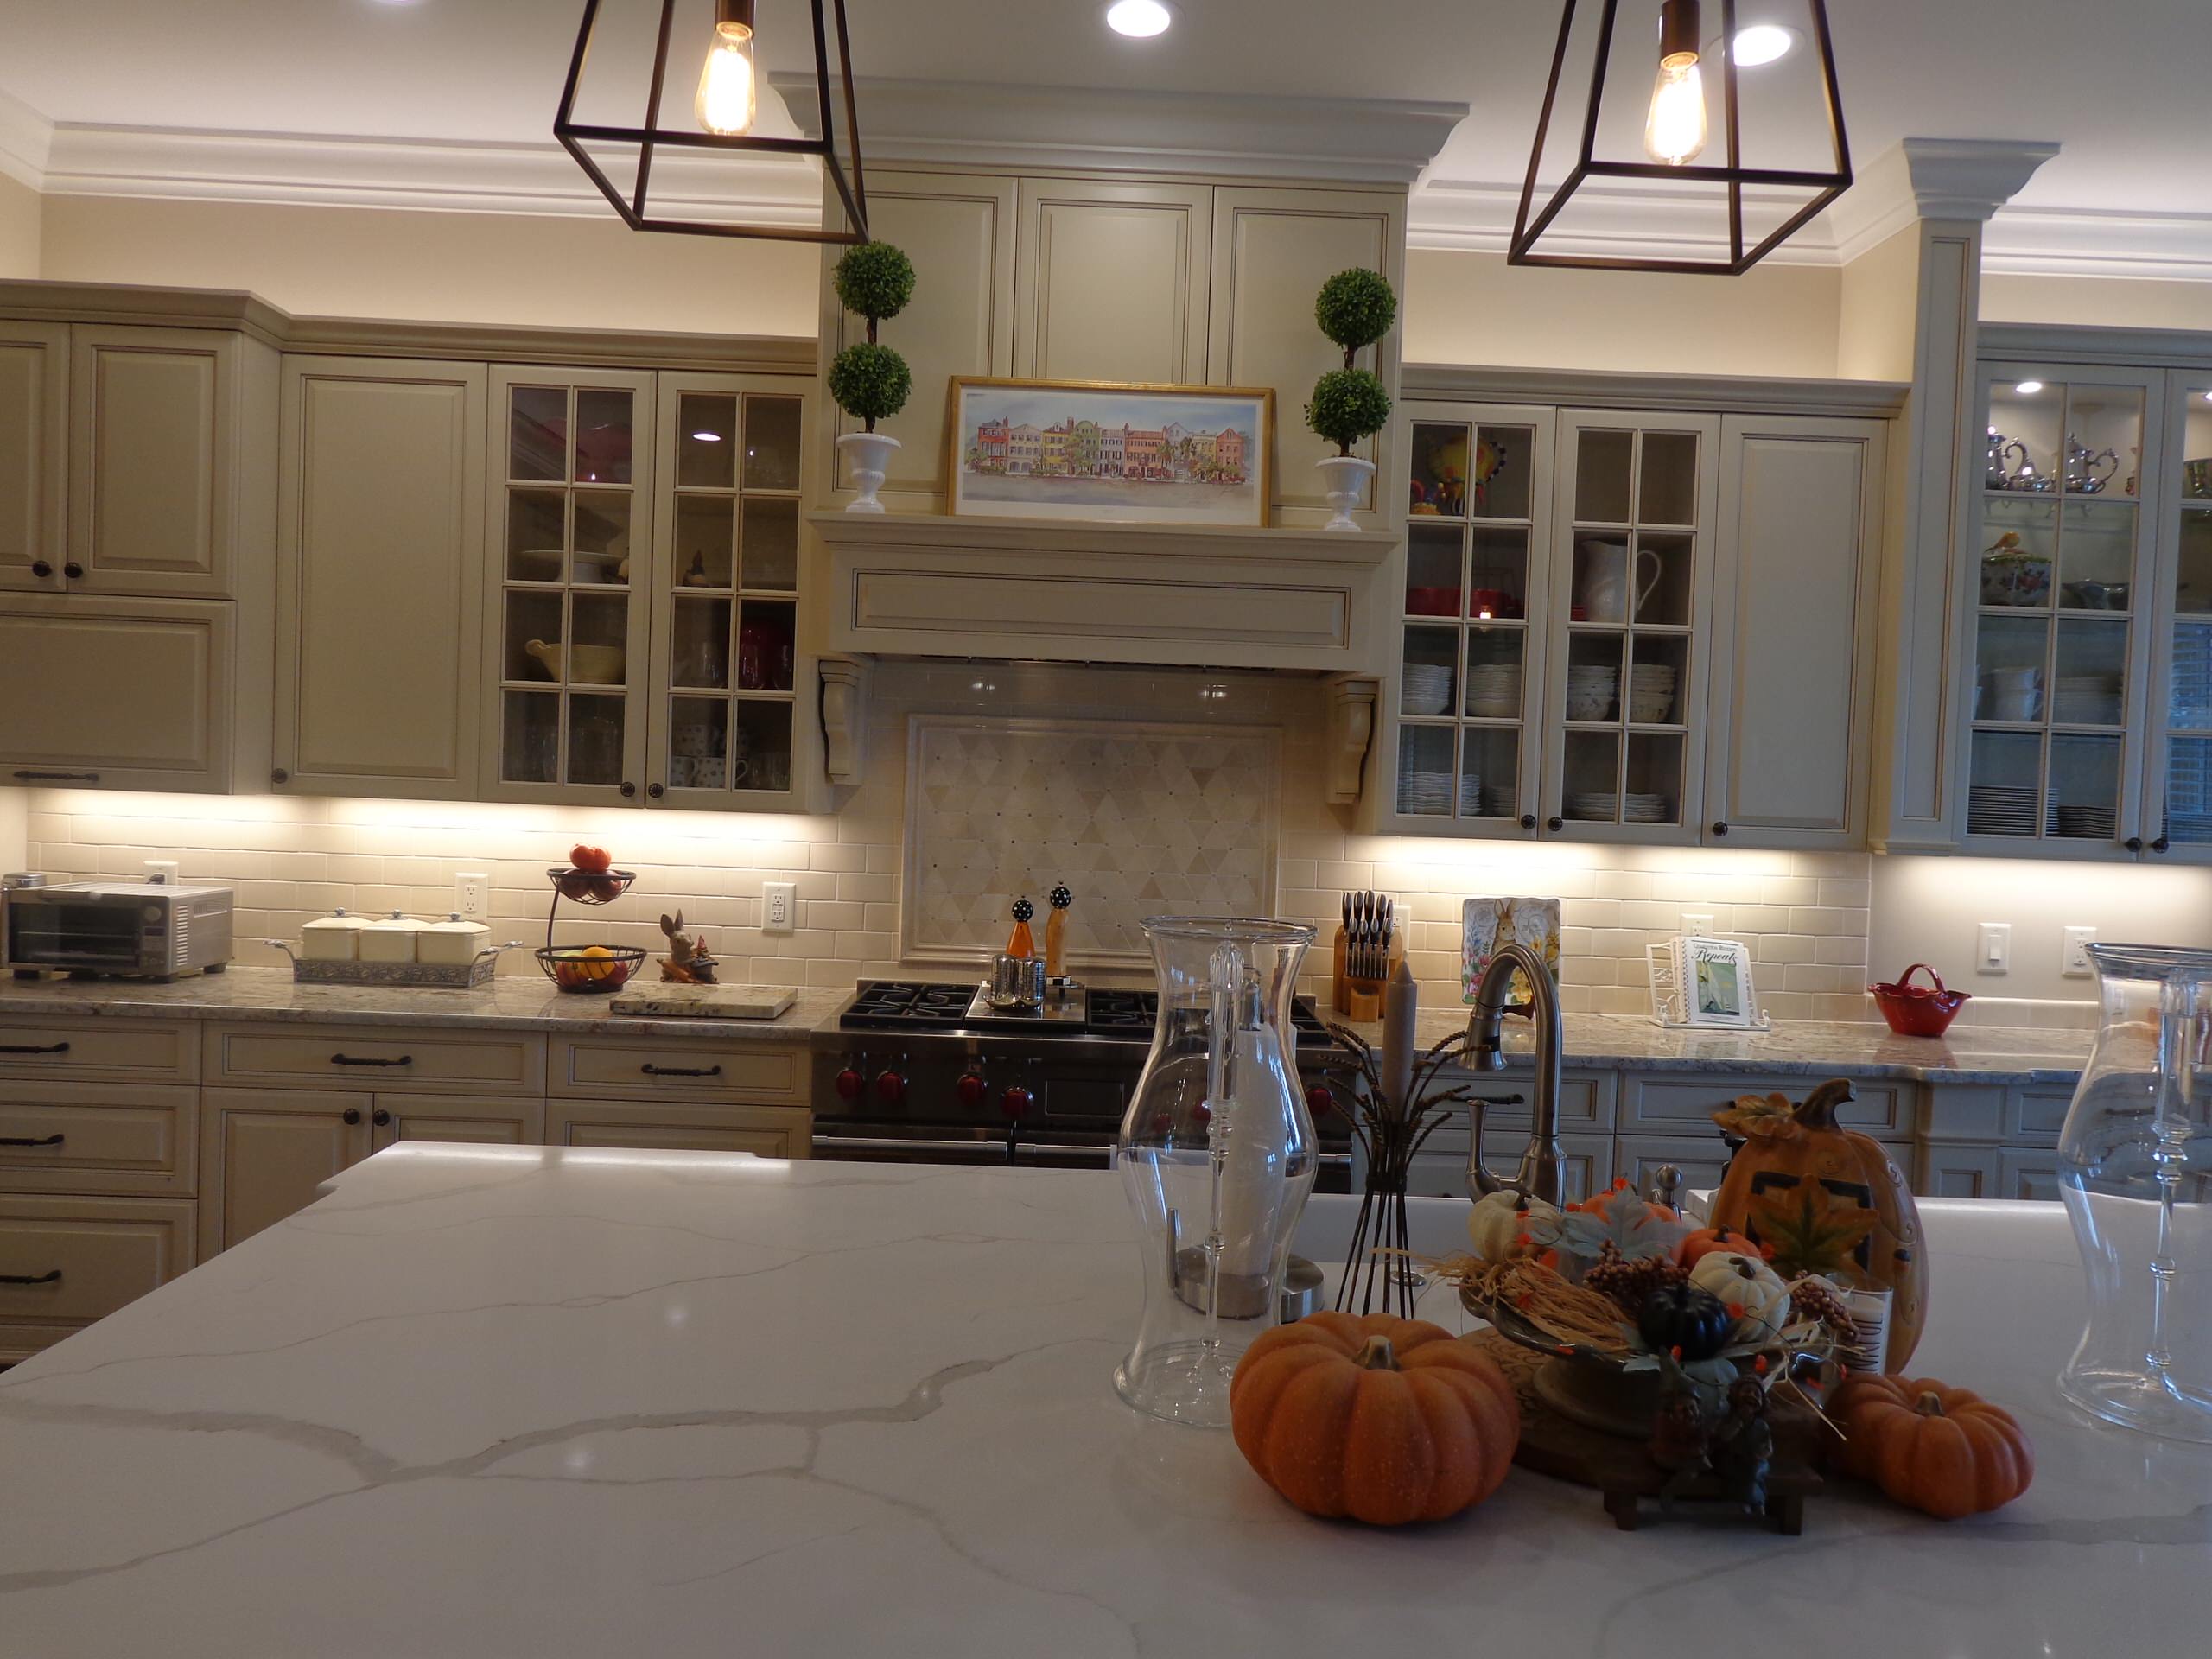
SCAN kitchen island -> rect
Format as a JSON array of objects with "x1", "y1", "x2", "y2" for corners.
[{"x1": 1, "y1": 1147, "x2": 2201, "y2": 1657}]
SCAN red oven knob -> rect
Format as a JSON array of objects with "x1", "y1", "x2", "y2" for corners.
[
  {"x1": 1305, "y1": 1084, "x2": 1336, "y2": 1118},
  {"x1": 874, "y1": 1070, "x2": 907, "y2": 1106},
  {"x1": 835, "y1": 1067, "x2": 865, "y2": 1103},
  {"x1": 957, "y1": 1072, "x2": 988, "y2": 1108},
  {"x1": 1000, "y1": 1085, "x2": 1034, "y2": 1121}
]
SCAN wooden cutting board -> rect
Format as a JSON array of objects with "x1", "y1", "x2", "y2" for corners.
[{"x1": 608, "y1": 983, "x2": 799, "y2": 1020}]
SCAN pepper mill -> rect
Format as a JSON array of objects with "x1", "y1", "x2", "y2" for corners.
[
  {"x1": 1045, "y1": 884, "x2": 1071, "y2": 979},
  {"x1": 1006, "y1": 896, "x2": 1036, "y2": 960}
]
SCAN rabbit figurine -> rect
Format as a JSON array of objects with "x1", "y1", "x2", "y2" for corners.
[{"x1": 658, "y1": 910, "x2": 718, "y2": 985}]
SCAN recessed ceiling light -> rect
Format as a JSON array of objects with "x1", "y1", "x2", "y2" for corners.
[
  {"x1": 1106, "y1": 1, "x2": 1174, "y2": 39},
  {"x1": 691, "y1": 431, "x2": 723, "y2": 442},
  {"x1": 2015, "y1": 380, "x2": 2045, "y2": 395},
  {"x1": 1731, "y1": 23, "x2": 1796, "y2": 66}
]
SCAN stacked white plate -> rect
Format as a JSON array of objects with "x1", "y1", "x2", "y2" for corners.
[
  {"x1": 1566, "y1": 664, "x2": 1618, "y2": 721},
  {"x1": 1465, "y1": 664, "x2": 1522, "y2": 718},
  {"x1": 2052, "y1": 674, "x2": 2122, "y2": 727},
  {"x1": 2053, "y1": 803, "x2": 2119, "y2": 839},
  {"x1": 1484, "y1": 783, "x2": 1520, "y2": 819},
  {"x1": 1622, "y1": 791, "x2": 1672, "y2": 823},
  {"x1": 1566, "y1": 791, "x2": 1618, "y2": 820},
  {"x1": 1398, "y1": 770, "x2": 1453, "y2": 815},
  {"x1": 1967, "y1": 783, "x2": 2038, "y2": 836},
  {"x1": 1459, "y1": 771, "x2": 1484, "y2": 816},
  {"x1": 1402, "y1": 663, "x2": 1455, "y2": 717},
  {"x1": 1629, "y1": 662, "x2": 1678, "y2": 724}
]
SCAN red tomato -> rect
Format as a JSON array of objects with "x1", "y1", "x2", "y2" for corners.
[{"x1": 569, "y1": 843, "x2": 613, "y2": 874}]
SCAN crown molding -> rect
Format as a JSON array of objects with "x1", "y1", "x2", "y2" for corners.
[
  {"x1": 1823, "y1": 138, "x2": 2060, "y2": 262},
  {"x1": 772, "y1": 75, "x2": 1464, "y2": 186},
  {"x1": 29, "y1": 122, "x2": 821, "y2": 223},
  {"x1": 0, "y1": 85, "x2": 53, "y2": 189},
  {"x1": 1980, "y1": 204, "x2": 2212, "y2": 283}
]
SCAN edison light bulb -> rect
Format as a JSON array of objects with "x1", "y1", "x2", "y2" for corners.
[
  {"x1": 695, "y1": 7, "x2": 757, "y2": 137},
  {"x1": 1644, "y1": 56, "x2": 1707, "y2": 165}
]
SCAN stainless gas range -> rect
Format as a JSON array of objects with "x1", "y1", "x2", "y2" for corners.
[{"x1": 810, "y1": 981, "x2": 1353, "y2": 1188}]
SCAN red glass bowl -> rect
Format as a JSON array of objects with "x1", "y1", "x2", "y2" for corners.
[{"x1": 1870, "y1": 963, "x2": 1970, "y2": 1037}]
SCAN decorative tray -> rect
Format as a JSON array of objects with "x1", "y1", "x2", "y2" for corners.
[{"x1": 264, "y1": 939, "x2": 517, "y2": 991}]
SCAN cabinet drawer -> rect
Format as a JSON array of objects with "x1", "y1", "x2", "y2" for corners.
[
  {"x1": 1997, "y1": 1147, "x2": 2063, "y2": 1202},
  {"x1": 2005, "y1": 1086, "x2": 2075, "y2": 1144},
  {"x1": 1402, "y1": 1129, "x2": 1615, "y2": 1206},
  {"x1": 0, "y1": 1081, "x2": 196, "y2": 1195},
  {"x1": 546, "y1": 1099, "x2": 810, "y2": 1159},
  {"x1": 204, "y1": 1023, "x2": 543, "y2": 1095},
  {"x1": 0, "y1": 1017, "x2": 198, "y2": 1084},
  {"x1": 0, "y1": 1193, "x2": 197, "y2": 1358},
  {"x1": 1406, "y1": 1068, "x2": 1613, "y2": 1152},
  {"x1": 1623, "y1": 1072, "x2": 1916, "y2": 1137},
  {"x1": 551, "y1": 1038, "x2": 807, "y2": 1104}
]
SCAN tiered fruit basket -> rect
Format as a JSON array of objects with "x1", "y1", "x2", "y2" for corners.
[{"x1": 537, "y1": 845, "x2": 647, "y2": 994}]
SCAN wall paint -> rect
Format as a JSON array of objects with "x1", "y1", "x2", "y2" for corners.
[
  {"x1": 1837, "y1": 225, "x2": 1922, "y2": 384},
  {"x1": 0, "y1": 173, "x2": 39, "y2": 278},
  {"x1": 1403, "y1": 248, "x2": 1843, "y2": 378},
  {"x1": 1871, "y1": 854, "x2": 2212, "y2": 1004},
  {"x1": 1981, "y1": 272, "x2": 2212, "y2": 330},
  {"x1": 36, "y1": 195, "x2": 819, "y2": 335}
]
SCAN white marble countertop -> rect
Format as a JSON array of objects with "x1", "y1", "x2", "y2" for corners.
[
  {"x1": 0, "y1": 967, "x2": 2090, "y2": 1079},
  {"x1": 2, "y1": 1147, "x2": 2202, "y2": 1656}
]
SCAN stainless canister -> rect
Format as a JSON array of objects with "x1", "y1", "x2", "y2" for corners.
[{"x1": 988, "y1": 952, "x2": 1046, "y2": 1009}]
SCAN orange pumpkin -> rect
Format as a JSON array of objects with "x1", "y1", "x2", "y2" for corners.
[
  {"x1": 1674, "y1": 1224, "x2": 1755, "y2": 1268},
  {"x1": 1573, "y1": 1177, "x2": 1675, "y2": 1225},
  {"x1": 1829, "y1": 1373, "x2": 2034, "y2": 1519},
  {"x1": 1230, "y1": 1312, "x2": 1519, "y2": 1525},
  {"x1": 1708, "y1": 1078, "x2": 1929, "y2": 1369}
]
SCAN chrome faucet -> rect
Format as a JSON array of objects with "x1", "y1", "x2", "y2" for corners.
[{"x1": 1463, "y1": 940, "x2": 1568, "y2": 1208}]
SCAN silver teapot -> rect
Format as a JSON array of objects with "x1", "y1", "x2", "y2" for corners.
[{"x1": 2064, "y1": 435, "x2": 2120, "y2": 495}]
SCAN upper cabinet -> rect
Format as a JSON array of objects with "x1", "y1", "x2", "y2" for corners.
[
  {"x1": 0, "y1": 321, "x2": 67, "y2": 594},
  {"x1": 1377, "y1": 384, "x2": 1894, "y2": 851},
  {"x1": 275, "y1": 357, "x2": 486, "y2": 799},
  {"x1": 1013, "y1": 179, "x2": 1211, "y2": 386}
]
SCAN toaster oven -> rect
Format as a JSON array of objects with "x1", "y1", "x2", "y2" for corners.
[{"x1": 3, "y1": 881, "x2": 235, "y2": 979}]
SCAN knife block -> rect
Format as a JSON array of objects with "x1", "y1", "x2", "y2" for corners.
[{"x1": 1331, "y1": 925, "x2": 1403, "y2": 1020}]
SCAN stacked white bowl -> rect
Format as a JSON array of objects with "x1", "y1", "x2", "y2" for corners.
[
  {"x1": 1465, "y1": 663, "x2": 1522, "y2": 718},
  {"x1": 1629, "y1": 662, "x2": 1678, "y2": 724},
  {"x1": 1398, "y1": 769, "x2": 1453, "y2": 814},
  {"x1": 1566, "y1": 664, "x2": 1618, "y2": 721}
]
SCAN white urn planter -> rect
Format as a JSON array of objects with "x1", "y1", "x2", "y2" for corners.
[
  {"x1": 837, "y1": 431, "x2": 901, "y2": 513},
  {"x1": 1315, "y1": 454, "x2": 1376, "y2": 531}
]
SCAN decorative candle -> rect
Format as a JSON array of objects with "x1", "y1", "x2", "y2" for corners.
[{"x1": 1382, "y1": 955, "x2": 1417, "y2": 1119}]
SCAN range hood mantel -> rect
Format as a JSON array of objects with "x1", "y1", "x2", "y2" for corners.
[{"x1": 811, "y1": 511, "x2": 1393, "y2": 671}]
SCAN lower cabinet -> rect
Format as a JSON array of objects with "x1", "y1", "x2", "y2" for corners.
[
  {"x1": 545, "y1": 1098, "x2": 810, "y2": 1158},
  {"x1": 0, "y1": 1193, "x2": 196, "y2": 1363}
]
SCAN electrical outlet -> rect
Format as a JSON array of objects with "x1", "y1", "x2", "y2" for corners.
[
  {"x1": 455, "y1": 873, "x2": 489, "y2": 919},
  {"x1": 1977, "y1": 921, "x2": 2012, "y2": 976},
  {"x1": 2062, "y1": 925, "x2": 2097, "y2": 978},
  {"x1": 763, "y1": 880, "x2": 797, "y2": 937},
  {"x1": 1681, "y1": 912, "x2": 1715, "y2": 937}
]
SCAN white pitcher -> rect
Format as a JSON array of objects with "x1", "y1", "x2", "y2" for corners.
[{"x1": 1577, "y1": 542, "x2": 1663, "y2": 623}]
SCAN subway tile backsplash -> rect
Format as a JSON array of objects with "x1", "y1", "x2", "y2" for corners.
[{"x1": 21, "y1": 663, "x2": 1884, "y2": 1020}]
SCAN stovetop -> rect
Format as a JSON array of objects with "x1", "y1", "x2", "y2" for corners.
[{"x1": 837, "y1": 980, "x2": 1336, "y2": 1049}]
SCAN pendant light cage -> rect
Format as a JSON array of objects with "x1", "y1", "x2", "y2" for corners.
[
  {"x1": 1510, "y1": 0, "x2": 1849, "y2": 274},
  {"x1": 555, "y1": 0, "x2": 868, "y2": 244}
]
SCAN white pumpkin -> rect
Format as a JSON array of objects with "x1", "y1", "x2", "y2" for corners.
[
  {"x1": 1688, "y1": 1250, "x2": 1790, "y2": 1338},
  {"x1": 1466, "y1": 1190, "x2": 1560, "y2": 1262}
]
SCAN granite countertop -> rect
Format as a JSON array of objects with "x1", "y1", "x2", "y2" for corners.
[
  {"x1": 0, "y1": 965, "x2": 849, "y2": 1042},
  {"x1": 0, "y1": 1147, "x2": 2196, "y2": 1656}
]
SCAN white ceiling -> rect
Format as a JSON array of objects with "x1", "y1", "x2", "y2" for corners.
[{"x1": 0, "y1": 0, "x2": 2206, "y2": 271}]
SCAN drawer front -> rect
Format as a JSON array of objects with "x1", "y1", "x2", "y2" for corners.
[
  {"x1": 0, "y1": 1081, "x2": 196, "y2": 1195},
  {"x1": 1403, "y1": 1129, "x2": 1614, "y2": 1206},
  {"x1": 1624, "y1": 1072, "x2": 1916, "y2": 1138},
  {"x1": 552, "y1": 1039, "x2": 807, "y2": 1104},
  {"x1": 546, "y1": 1099, "x2": 810, "y2": 1159},
  {"x1": 2005, "y1": 1086, "x2": 2075, "y2": 1144},
  {"x1": 372, "y1": 1092, "x2": 542, "y2": 1149},
  {"x1": 1414, "y1": 1068, "x2": 1613, "y2": 1146},
  {"x1": 1997, "y1": 1147, "x2": 2063, "y2": 1203},
  {"x1": 0, "y1": 1194, "x2": 197, "y2": 1353},
  {"x1": 205, "y1": 1024, "x2": 544, "y2": 1096},
  {"x1": 0, "y1": 1017, "x2": 198, "y2": 1084},
  {"x1": 1917, "y1": 1141, "x2": 2002, "y2": 1200}
]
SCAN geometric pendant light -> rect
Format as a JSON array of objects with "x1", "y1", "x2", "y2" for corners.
[
  {"x1": 555, "y1": 0, "x2": 868, "y2": 244},
  {"x1": 1509, "y1": 0, "x2": 1850, "y2": 274}
]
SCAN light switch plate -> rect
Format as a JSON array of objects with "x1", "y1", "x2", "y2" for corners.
[
  {"x1": 2062, "y1": 925, "x2": 2097, "y2": 977},
  {"x1": 455, "y1": 872, "x2": 489, "y2": 919},
  {"x1": 763, "y1": 880, "x2": 797, "y2": 937},
  {"x1": 1977, "y1": 921, "x2": 2012, "y2": 976}
]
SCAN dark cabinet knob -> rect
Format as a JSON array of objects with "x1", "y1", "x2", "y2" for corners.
[
  {"x1": 1518, "y1": 813, "x2": 1537, "y2": 830},
  {"x1": 63, "y1": 563, "x2": 82, "y2": 580},
  {"x1": 2152, "y1": 837, "x2": 2171, "y2": 854},
  {"x1": 270, "y1": 767, "x2": 290, "y2": 785},
  {"x1": 342, "y1": 1108, "x2": 362, "y2": 1126},
  {"x1": 371, "y1": 1109, "x2": 391, "y2": 1127},
  {"x1": 1546, "y1": 815, "x2": 1564, "y2": 832},
  {"x1": 619, "y1": 781, "x2": 637, "y2": 798},
  {"x1": 1712, "y1": 820, "x2": 1730, "y2": 837},
  {"x1": 29, "y1": 560, "x2": 51, "y2": 578},
  {"x1": 647, "y1": 782, "x2": 664, "y2": 798},
  {"x1": 2126, "y1": 836, "x2": 2145, "y2": 853}
]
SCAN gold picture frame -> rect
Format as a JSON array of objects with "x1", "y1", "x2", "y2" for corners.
[{"x1": 944, "y1": 376, "x2": 1274, "y2": 528}]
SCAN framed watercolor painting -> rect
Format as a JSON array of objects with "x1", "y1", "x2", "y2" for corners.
[{"x1": 944, "y1": 378, "x2": 1274, "y2": 528}]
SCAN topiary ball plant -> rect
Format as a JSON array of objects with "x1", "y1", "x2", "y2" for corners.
[
  {"x1": 1314, "y1": 267, "x2": 1397, "y2": 367},
  {"x1": 832, "y1": 240, "x2": 916, "y2": 342},
  {"x1": 1306, "y1": 367, "x2": 1392, "y2": 457},
  {"x1": 827, "y1": 341, "x2": 912, "y2": 433}
]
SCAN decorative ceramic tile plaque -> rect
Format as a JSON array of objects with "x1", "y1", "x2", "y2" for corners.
[{"x1": 906, "y1": 715, "x2": 1281, "y2": 967}]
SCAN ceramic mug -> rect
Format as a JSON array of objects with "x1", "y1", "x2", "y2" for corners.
[{"x1": 1577, "y1": 543, "x2": 1663, "y2": 624}]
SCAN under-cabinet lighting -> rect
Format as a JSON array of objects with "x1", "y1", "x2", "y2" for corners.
[{"x1": 1105, "y1": 1, "x2": 1174, "y2": 38}]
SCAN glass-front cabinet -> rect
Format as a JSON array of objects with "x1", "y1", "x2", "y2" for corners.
[
  {"x1": 2150, "y1": 370, "x2": 2212, "y2": 859},
  {"x1": 485, "y1": 366, "x2": 810, "y2": 809}
]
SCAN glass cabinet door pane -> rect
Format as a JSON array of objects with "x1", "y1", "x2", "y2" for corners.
[
  {"x1": 2171, "y1": 621, "x2": 2212, "y2": 729},
  {"x1": 2056, "y1": 500, "x2": 2135, "y2": 607},
  {"x1": 1624, "y1": 732, "x2": 1684, "y2": 827},
  {"x1": 505, "y1": 590, "x2": 564, "y2": 683},
  {"x1": 1467, "y1": 528, "x2": 1528, "y2": 619},
  {"x1": 1562, "y1": 730, "x2": 1622, "y2": 822},
  {"x1": 1630, "y1": 635, "x2": 1688, "y2": 727},
  {"x1": 509, "y1": 386, "x2": 566, "y2": 481},
  {"x1": 677, "y1": 395, "x2": 738, "y2": 489},
  {"x1": 567, "y1": 695, "x2": 625, "y2": 785},
  {"x1": 1401, "y1": 626, "x2": 1458, "y2": 717},
  {"x1": 675, "y1": 495, "x2": 736, "y2": 589},
  {"x1": 668, "y1": 697, "x2": 731, "y2": 791},
  {"x1": 1986, "y1": 378, "x2": 2062, "y2": 490},
  {"x1": 1573, "y1": 429, "x2": 1632, "y2": 523},
  {"x1": 737, "y1": 600, "x2": 796, "y2": 692},
  {"x1": 1980, "y1": 496, "x2": 2057, "y2": 605},
  {"x1": 741, "y1": 396, "x2": 801, "y2": 491},
  {"x1": 1396, "y1": 725, "x2": 1454, "y2": 817},
  {"x1": 1975, "y1": 613, "x2": 2050, "y2": 723},
  {"x1": 2052, "y1": 619, "x2": 2126, "y2": 727},
  {"x1": 2048, "y1": 734, "x2": 2120, "y2": 841},
  {"x1": 1968, "y1": 730, "x2": 2042, "y2": 837},
  {"x1": 1637, "y1": 431, "x2": 1700, "y2": 525},
  {"x1": 671, "y1": 597, "x2": 733, "y2": 690},
  {"x1": 503, "y1": 691, "x2": 560, "y2": 785},
  {"x1": 1462, "y1": 728, "x2": 1520, "y2": 821},
  {"x1": 1464, "y1": 628, "x2": 1523, "y2": 718},
  {"x1": 1565, "y1": 631, "x2": 1624, "y2": 721},
  {"x1": 1471, "y1": 425, "x2": 1533, "y2": 520},
  {"x1": 2177, "y1": 508, "x2": 2212, "y2": 613},
  {"x1": 1409, "y1": 422, "x2": 1471, "y2": 518},
  {"x1": 506, "y1": 489, "x2": 566, "y2": 582},
  {"x1": 573, "y1": 491, "x2": 632, "y2": 585},
  {"x1": 1406, "y1": 523, "x2": 1463, "y2": 613},
  {"x1": 2058, "y1": 385, "x2": 2142, "y2": 499},
  {"x1": 734, "y1": 702, "x2": 793, "y2": 793},
  {"x1": 573, "y1": 389, "x2": 634, "y2": 485},
  {"x1": 2165, "y1": 737, "x2": 2212, "y2": 846},
  {"x1": 741, "y1": 499, "x2": 799, "y2": 591}
]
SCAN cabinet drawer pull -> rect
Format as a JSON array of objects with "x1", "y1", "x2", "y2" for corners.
[
  {"x1": 330, "y1": 1053, "x2": 412, "y2": 1067},
  {"x1": 0, "y1": 1268, "x2": 61, "y2": 1286},
  {"x1": 372, "y1": 1108, "x2": 392, "y2": 1127},
  {"x1": 0, "y1": 1133, "x2": 65, "y2": 1147},
  {"x1": 641, "y1": 1063, "x2": 722, "y2": 1078},
  {"x1": 0, "y1": 1041, "x2": 70, "y2": 1056},
  {"x1": 10, "y1": 770, "x2": 100, "y2": 783},
  {"x1": 342, "y1": 1108, "x2": 362, "y2": 1126}
]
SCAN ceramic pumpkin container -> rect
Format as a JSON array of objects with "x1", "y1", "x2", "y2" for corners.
[
  {"x1": 1828, "y1": 1374, "x2": 2034, "y2": 1518},
  {"x1": 1230, "y1": 1311, "x2": 1519, "y2": 1525},
  {"x1": 1708, "y1": 1078, "x2": 1929, "y2": 1369},
  {"x1": 1688, "y1": 1250, "x2": 1790, "y2": 1338}
]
